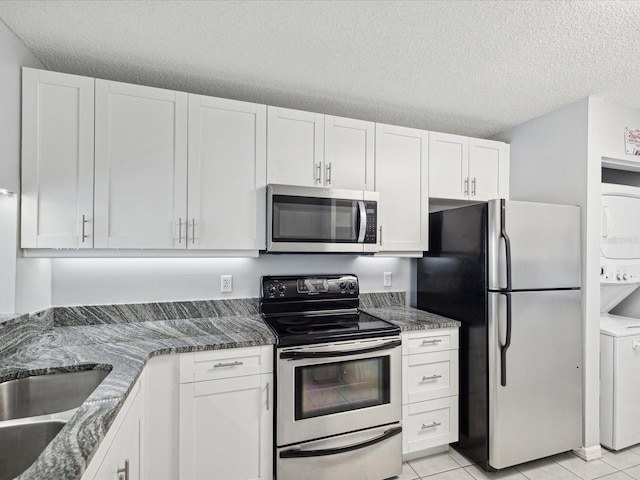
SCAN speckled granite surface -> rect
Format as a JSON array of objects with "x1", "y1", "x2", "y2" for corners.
[
  {"x1": 1, "y1": 292, "x2": 455, "y2": 480},
  {"x1": 53, "y1": 298, "x2": 260, "y2": 327},
  {"x1": 360, "y1": 306, "x2": 461, "y2": 331},
  {"x1": 1, "y1": 312, "x2": 274, "y2": 480}
]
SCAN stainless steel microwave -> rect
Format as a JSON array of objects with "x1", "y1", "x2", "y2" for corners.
[{"x1": 267, "y1": 184, "x2": 380, "y2": 253}]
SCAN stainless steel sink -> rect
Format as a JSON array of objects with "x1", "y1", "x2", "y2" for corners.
[
  {"x1": 0, "y1": 420, "x2": 66, "y2": 480},
  {"x1": 0, "y1": 369, "x2": 110, "y2": 421},
  {"x1": 0, "y1": 368, "x2": 110, "y2": 479}
]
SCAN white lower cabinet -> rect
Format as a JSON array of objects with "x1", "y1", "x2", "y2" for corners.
[
  {"x1": 179, "y1": 346, "x2": 273, "y2": 480},
  {"x1": 82, "y1": 372, "x2": 146, "y2": 480},
  {"x1": 401, "y1": 328, "x2": 459, "y2": 459}
]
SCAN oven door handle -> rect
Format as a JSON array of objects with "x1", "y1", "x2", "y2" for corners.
[
  {"x1": 280, "y1": 339, "x2": 401, "y2": 359},
  {"x1": 279, "y1": 426, "x2": 402, "y2": 458}
]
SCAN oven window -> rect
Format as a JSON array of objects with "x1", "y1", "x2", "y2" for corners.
[
  {"x1": 272, "y1": 195, "x2": 357, "y2": 243},
  {"x1": 294, "y1": 357, "x2": 390, "y2": 420}
]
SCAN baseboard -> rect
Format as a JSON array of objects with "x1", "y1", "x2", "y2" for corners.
[
  {"x1": 403, "y1": 444, "x2": 449, "y2": 461},
  {"x1": 573, "y1": 445, "x2": 603, "y2": 461}
]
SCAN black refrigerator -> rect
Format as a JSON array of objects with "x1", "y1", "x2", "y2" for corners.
[{"x1": 416, "y1": 199, "x2": 582, "y2": 470}]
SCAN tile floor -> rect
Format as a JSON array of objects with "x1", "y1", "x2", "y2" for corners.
[{"x1": 396, "y1": 445, "x2": 640, "y2": 479}]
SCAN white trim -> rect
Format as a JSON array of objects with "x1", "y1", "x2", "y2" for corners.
[{"x1": 573, "y1": 445, "x2": 602, "y2": 462}]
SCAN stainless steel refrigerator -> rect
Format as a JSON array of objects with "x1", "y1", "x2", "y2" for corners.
[{"x1": 416, "y1": 199, "x2": 582, "y2": 470}]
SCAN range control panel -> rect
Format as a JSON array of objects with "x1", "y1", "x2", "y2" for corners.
[{"x1": 261, "y1": 274, "x2": 359, "y2": 300}]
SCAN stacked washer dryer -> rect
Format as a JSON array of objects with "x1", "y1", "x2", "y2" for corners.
[{"x1": 600, "y1": 183, "x2": 640, "y2": 450}]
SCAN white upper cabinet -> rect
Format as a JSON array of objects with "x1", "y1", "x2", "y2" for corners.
[
  {"x1": 187, "y1": 95, "x2": 267, "y2": 250},
  {"x1": 429, "y1": 132, "x2": 509, "y2": 201},
  {"x1": 375, "y1": 123, "x2": 429, "y2": 253},
  {"x1": 468, "y1": 137, "x2": 509, "y2": 200},
  {"x1": 267, "y1": 108, "x2": 373, "y2": 190},
  {"x1": 324, "y1": 116, "x2": 375, "y2": 191},
  {"x1": 21, "y1": 68, "x2": 95, "y2": 248},
  {"x1": 267, "y1": 107, "x2": 324, "y2": 187},
  {"x1": 94, "y1": 80, "x2": 188, "y2": 249}
]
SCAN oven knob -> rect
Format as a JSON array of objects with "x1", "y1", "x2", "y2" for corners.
[
  {"x1": 267, "y1": 285, "x2": 276, "y2": 295},
  {"x1": 339, "y1": 282, "x2": 346, "y2": 289},
  {"x1": 278, "y1": 284, "x2": 286, "y2": 293},
  {"x1": 348, "y1": 282, "x2": 355, "y2": 290}
]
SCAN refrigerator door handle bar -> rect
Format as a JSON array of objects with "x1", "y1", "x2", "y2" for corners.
[
  {"x1": 500, "y1": 199, "x2": 513, "y2": 291},
  {"x1": 500, "y1": 291, "x2": 512, "y2": 387}
]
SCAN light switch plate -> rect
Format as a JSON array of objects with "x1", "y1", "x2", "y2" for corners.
[{"x1": 383, "y1": 272, "x2": 392, "y2": 287}]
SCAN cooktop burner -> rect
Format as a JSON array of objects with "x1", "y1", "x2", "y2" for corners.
[{"x1": 260, "y1": 275, "x2": 399, "y2": 347}]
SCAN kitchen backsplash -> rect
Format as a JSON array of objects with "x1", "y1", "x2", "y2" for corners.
[{"x1": 51, "y1": 292, "x2": 406, "y2": 327}]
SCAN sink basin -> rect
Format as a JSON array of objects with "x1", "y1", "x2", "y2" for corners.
[
  {"x1": 0, "y1": 420, "x2": 66, "y2": 480},
  {"x1": 0, "y1": 369, "x2": 110, "y2": 421}
]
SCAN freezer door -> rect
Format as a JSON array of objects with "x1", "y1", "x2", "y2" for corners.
[
  {"x1": 488, "y1": 200, "x2": 580, "y2": 291},
  {"x1": 488, "y1": 290, "x2": 582, "y2": 470}
]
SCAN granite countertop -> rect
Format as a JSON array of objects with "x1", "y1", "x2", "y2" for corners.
[
  {"x1": 360, "y1": 305, "x2": 461, "y2": 331},
  {"x1": 0, "y1": 293, "x2": 458, "y2": 480},
  {"x1": 1, "y1": 310, "x2": 275, "y2": 480}
]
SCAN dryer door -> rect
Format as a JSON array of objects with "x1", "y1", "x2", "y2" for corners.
[{"x1": 602, "y1": 186, "x2": 640, "y2": 260}]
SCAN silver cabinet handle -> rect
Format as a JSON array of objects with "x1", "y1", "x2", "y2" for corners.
[
  {"x1": 464, "y1": 177, "x2": 469, "y2": 196},
  {"x1": 266, "y1": 381, "x2": 270, "y2": 411},
  {"x1": 326, "y1": 162, "x2": 332, "y2": 184},
  {"x1": 421, "y1": 422, "x2": 441, "y2": 430},
  {"x1": 472, "y1": 177, "x2": 477, "y2": 196},
  {"x1": 178, "y1": 218, "x2": 183, "y2": 244},
  {"x1": 213, "y1": 361, "x2": 243, "y2": 368},
  {"x1": 81, "y1": 214, "x2": 88, "y2": 243},
  {"x1": 421, "y1": 339, "x2": 442, "y2": 345},
  {"x1": 316, "y1": 162, "x2": 322, "y2": 184},
  {"x1": 117, "y1": 459, "x2": 129, "y2": 480},
  {"x1": 192, "y1": 219, "x2": 196, "y2": 244},
  {"x1": 379, "y1": 226, "x2": 382, "y2": 246},
  {"x1": 421, "y1": 374, "x2": 443, "y2": 381}
]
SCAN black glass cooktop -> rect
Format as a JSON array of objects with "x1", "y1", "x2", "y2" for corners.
[{"x1": 262, "y1": 312, "x2": 399, "y2": 347}]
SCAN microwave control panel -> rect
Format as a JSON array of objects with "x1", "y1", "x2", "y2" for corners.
[{"x1": 364, "y1": 201, "x2": 378, "y2": 244}]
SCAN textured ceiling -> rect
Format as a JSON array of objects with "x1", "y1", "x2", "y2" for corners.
[{"x1": 0, "y1": 0, "x2": 639, "y2": 137}]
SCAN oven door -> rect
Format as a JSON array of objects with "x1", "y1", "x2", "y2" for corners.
[{"x1": 276, "y1": 336, "x2": 401, "y2": 446}]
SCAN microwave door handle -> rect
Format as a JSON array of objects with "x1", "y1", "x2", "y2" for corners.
[
  {"x1": 280, "y1": 339, "x2": 401, "y2": 359},
  {"x1": 280, "y1": 426, "x2": 402, "y2": 458},
  {"x1": 357, "y1": 201, "x2": 366, "y2": 243}
]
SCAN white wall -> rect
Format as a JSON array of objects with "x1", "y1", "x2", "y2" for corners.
[
  {"x1": 0, "y1": 20, "x2": 51, "y2": 314},
  {"x1": 51, "y1": 255, "x2": 412, "y2": 306},
  {"x1": 590, "y1": 99, "x2": 640, "y2": 319},
  {"x1": 493, "y1": 98, "x2": 601, "y2": 457}
]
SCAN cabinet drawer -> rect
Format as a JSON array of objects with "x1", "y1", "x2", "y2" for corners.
[
  {"x1": 403, "y1": 350, "x2": 459, "y2": 404},
  {"x1": 180, "y1": 346, "x2": 272, "y2": 383},
  {"x1": 402, "y1": 396, "x2": 459, "y2": 455},
  {"x1": 402, "y1": 328, "x2": 459, "y2": 355}
]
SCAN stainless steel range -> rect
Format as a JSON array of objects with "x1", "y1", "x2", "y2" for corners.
[{"x1": 260, "y1": 274, "x2": 402, "y2": 480}]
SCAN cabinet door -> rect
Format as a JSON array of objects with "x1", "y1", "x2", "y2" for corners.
[
  {"x1": 324, "y1": 116, "x2": 374, "y2": 191},
  {"x1": 375, "y1": 124, "x2": 429, "y2": 252},
  {"x1": 267, "y1": 107, "x2": 324, "y2": 187},
  {"x1": 94, "y1": 80, "x2": 188, "y2": 249},
  {"x1": 468, "y1": 138, "x2": 509, "y2": 201},
  {"x1": 21, "y1": 68, "x2": 94, "y2": 248},
  {"x1": 85, "y1": 377, "x2": 145, "y2": 480},
  {"x1": 428, "y1": 132, "x2": 469, "y2": 200},
  {"x1": 180, "y1": 374, "x2": 272, "y2": 480},
  {"x1": 188, "y1": 96, "x2": 266, "y2": 250}
]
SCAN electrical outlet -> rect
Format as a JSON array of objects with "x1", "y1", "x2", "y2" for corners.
[
  {"x1": 383, "y1": 272, "x2": 392, "y2": 287},
  {"x1": 221, "y1": 275, "x2": 233, "y2": 293}
]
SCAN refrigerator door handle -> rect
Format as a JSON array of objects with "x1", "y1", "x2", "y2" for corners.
[
  {"x1": 500, "y1": 291, "x2": 512, "y2": 387},
  {"x1": 500, "y1": 199, "x2": 513, "y2": 291}
]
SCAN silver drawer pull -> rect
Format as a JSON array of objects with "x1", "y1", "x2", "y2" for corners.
[
  {"x1": 421, "y1": 339, "x2": 442, "y2": 345},
  {"x1": 213, "y1": 361, "x2": 244, "y2": 368},
  {"x1": 421, "y1": 374, "x2": 443, "y2": 381},
  {"x1": 421, "y1": 422, "x2": 441, "y2": 430}
]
